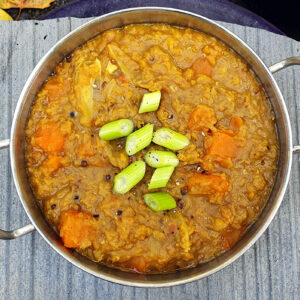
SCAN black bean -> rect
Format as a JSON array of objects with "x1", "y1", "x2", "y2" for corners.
[
  {"x1": 51, "y1": 204, "x2": 56, "y2": 210},
  {"x1": 43, "y1": 35, "x2": 47, "y2": 40},
  {"x1": 81, "y1": 160, "x2": 88, "y2": 167},
  {"x1": 105, "y1": 174, "x2": 111, "y2": 181},
  {"x1": 117, "y1": 210, "x2": 123, "y2": 216}
]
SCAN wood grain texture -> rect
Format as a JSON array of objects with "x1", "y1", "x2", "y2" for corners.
[{"x1": 0, "y1": 18, "x2": 299, "y2": 300}]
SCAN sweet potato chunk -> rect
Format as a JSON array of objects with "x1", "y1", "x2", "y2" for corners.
[
  {"x1": 34, "y1": 121, "x2": 66, "y2": 152},
  {"x1": 229, "y1": 116, "x2": 244, "y2": 132},
  {"x1": 207, "y1": 130, "x2": 239, "y2": 159},
  {"x1": 76, "y1": 133, "x2": 96, "y2": 157},
  {"x1": 44, "y1": 80, "x2": 70, "y2": 101},
  {"x1": 187, "y1": 173, "x2": 229, "y2": 196},
  {"x1": 191, "y1": 57, "x2": 213, "y2": 77},
  {"x1": 187, "y1": 104, "x2": 217, "y2": 131},
  {"x1": 42, "y1": 155, "x2": 63, "y2": 174},
  {"x1": 60, "y1": 210, "x2": 98, "y2": 249},
  {"x1": 129, "y1": 256, "x2": 147, "y2": 273}
]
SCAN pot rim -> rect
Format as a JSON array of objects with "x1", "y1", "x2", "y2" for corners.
[{"x1": 10, "y1": 7, "x2": 293, "y2": 287}]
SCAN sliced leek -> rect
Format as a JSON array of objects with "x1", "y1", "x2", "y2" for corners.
[
  {"x1": 144, "y1": 150, "x2": 179, "y2": 168},
  {"x1": 148, "y1": 166, "x2": 175, "y2": 190},
  {"x1": 99, "y1": 119, "x2": 134, "y2": 140},
  {"x1": 113, "y1": 161, "x2": 146, "y2": 194},
  {"x1": 152, "y1": 128, "x2": 189, "y2": 151},
  {"x1": 138, "y1": 91, "x2": 161, "y2": 113},
  {"x1": 125, "y1": 124, "x2": 154, "y2": 155},
  {"x1": 144, "y1": 192, "x2": 176, "y2": 212}
]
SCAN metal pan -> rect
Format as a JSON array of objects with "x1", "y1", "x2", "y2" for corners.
[{"x1": 0, "y1": 7, "x2": 299, "y2": 287}]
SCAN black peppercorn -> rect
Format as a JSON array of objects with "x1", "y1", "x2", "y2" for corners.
[
  {"x1": 65, "y1": 54, "x2": 72, "y2": 62},
  {"x1": 81, "y1": 160, "x2": 88, "y2": 167},
  {"x1": 74, "y1": 195, "x2": 79, "y2": 200},
  {"x1": 180, "y1": 189, "x2": 187, "y2": 196},
  {"x1": 70, "y1": 111, "x2": 75, "y2": 118},
  {"x1": 93, "y1": 214, "x2": 99, "y2": 218},
  {"x1": 105, "y1": 174, "x2": 111, "y2": 181},
  {"x1": 51, "y1": 204, "x2": 56, "y2": 210},
  {"x1": 117, "y1": 210, "x2": 123, "y2": 216}
]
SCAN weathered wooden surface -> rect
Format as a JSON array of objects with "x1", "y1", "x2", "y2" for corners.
[{"x1": 0, "y1": 18, "x2": 299, "y2": 299}]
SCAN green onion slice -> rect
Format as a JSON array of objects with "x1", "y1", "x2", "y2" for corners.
[
  {"x1": 99, "y1": 119, "x2": 134, "y2": 141},
  {"x1": 113, "y1": 161, "x2": 146, "y2": 194},
  {"x1": 148, "y1": 166, "x2": 175, "y2": 190},
  {"x1": 125, "y1": 124, "x2": 154, "y2": 156},
  {"x1": 152, "y1": 128, "x2": 189, "y2": 151},
  {"x1": 144, "y1": 150, "x2": 179, "y2": 168},
  {"x1": 138, "y1": 91, "x2": 161, "y2": 113},
  {"x1": 144, "y1": 192, "x2": 176, "y2": 211}
]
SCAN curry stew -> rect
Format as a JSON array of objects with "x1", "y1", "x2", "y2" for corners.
[{"x1": 25, "y1": 24, "x2": 278, "y2": 273}]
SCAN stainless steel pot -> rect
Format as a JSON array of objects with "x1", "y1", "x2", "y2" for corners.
[{"x1": 0, "y1": 7, "x2": 299, "y2": 287}]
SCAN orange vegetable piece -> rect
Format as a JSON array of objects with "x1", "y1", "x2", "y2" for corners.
[
  {"x1": 129, "y1": 256, "x2": 147, "y2": 273},
  {"x1": 117, "y1": 74, "x2": 128, "y2": 84},
  {"x1": 43, "y1": 155, "x2": 63, "y2": 173},
  {"x1": 44, "y1": 80, "x2": 70, "y2": 101},
  {"x1": 191, "y1": 57, "x2": 213, "y2": 77},
  {"x1": 60, "y1": 210, "x2": 98, "y2": 249},
  {"x1": 207, "y1": 130, "x2": 239, "y2": 159},
  {"x1": 34, "y1": 121, "x2": 66, "y2": 152},
  {"x1": 76, "y1": 135, "x2": 96, "y2": 157},
  {"x1": 230, "y1": 116, "x2": 244, "y2": 132},
  {"x1": 187, "y1": 104, "x2": 217, "y2": 131},
  {"x1": 187, "y1": 173, "x2": 229, "y2": 196}
]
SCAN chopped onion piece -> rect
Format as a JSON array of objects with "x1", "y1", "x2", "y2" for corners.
[
  {"x1": 144, "y1": 150, "x2": 179, "y2": 168},
  {"x1": 99, "y1": 119, "x2": 134, "y2": 140},
  {"x1": 125, "y1": 124, "x2": 154, "y2": 155},
  {"x1": 152, "y1": 128, "x2": 189, "y2": 151},
  {"x1": 144, "y1": 192, "x2": 176, "y2": 211},
  {"x1": 114, "y1": 161, "x2": 146, "y2": 194},
  {"x1": 148, "y1": 166, "x2": 175, "y2": 190},
  {"x1": 138, "y1": 91, "x2": 161, "y2": 113}
]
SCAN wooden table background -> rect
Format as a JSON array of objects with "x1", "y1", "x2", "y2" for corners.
[{"x1": 0, "y1": 18, "x2": 299, "y2": 300}]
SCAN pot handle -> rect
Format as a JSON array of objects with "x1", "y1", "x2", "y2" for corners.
[
  {"x1": 0, "y1": 139, "x2": 35, "y2": 240},
  {"x1": 269, "y1": 56, "x2": 300, "y2": 153}
]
